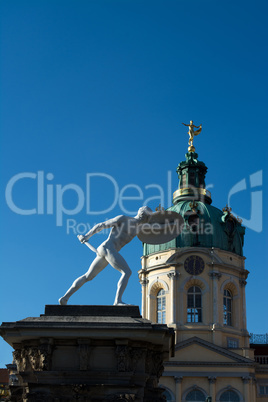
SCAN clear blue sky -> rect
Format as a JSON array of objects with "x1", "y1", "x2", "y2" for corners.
[{"x1": 1, "y1": 0, "x2": 267, "y2": 365}]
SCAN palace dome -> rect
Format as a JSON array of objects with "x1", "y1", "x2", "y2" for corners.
[{"x1": 143, "y1": 151, "x2": 245, "y2": 257}]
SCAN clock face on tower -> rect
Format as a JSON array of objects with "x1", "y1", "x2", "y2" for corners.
[{"x1": 184, "y1": 255, "x2": 205, "y2": 275}]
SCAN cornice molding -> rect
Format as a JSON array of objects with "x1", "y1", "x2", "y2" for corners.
[{"x1": 164, "y1": 361, "x2": 255, "y2": 367}]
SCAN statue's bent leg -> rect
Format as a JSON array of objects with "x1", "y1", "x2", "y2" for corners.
[
  {"x1": 104, "y1": 249, "x2": 132, "y2": 305},
  {"x1": 59, "y1": 256, "x2": 108, "y2": 305}
]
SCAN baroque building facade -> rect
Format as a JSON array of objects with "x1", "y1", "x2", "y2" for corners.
[{"x1": 139, "y1": 139, "x2": 268, "y2": 402}]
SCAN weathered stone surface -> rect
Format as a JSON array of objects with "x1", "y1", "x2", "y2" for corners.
[{"x1": 1, "y1": 305, "x2": 174, "y2": 402}]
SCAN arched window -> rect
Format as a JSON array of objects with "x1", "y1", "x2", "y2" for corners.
[
  {"x1": 223, "y1": 289, "x2": 232, "y2": 326},
  {"x1": 186, "y1": 389, "x2": 206, "y2": 401},
  {"x1": 157, "y1": 289, "x2": 166, "y2": 324},
  {"x1": 162, "y1": 389, "x2": 172, "y2": 401},
  {"x1": 219, "y1": 389, "x2": 240, "y2": 401},
  {"x1": 187, "y1": 286, "x2": 202, "y2": 323}
]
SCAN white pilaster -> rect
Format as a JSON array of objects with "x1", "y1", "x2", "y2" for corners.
[
  {"x1": 167, "y1": 271, "x2": 177, "y2": 324},
  {"x1": 209, "y1": 271, "x2": 221, "y2": 325},
  {"x1": 175, "y1": 376, "x2": 183, "y2": 402},
  {"x1": 242, "y1": 376, "x2": 251, "y2": 402},
  {"x1": 208, "y1": 376, "x2": 216, "y2": 401},
  {"x1": 140, "y1": 278, "x2": 148, "y2": 318}
]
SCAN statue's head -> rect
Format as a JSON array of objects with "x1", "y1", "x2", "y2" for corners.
[
  {"x1": 190, "y1": 120, "x2": 193, "y2": 125},
  {"x1": 137, "y1": 206, "x2": 153, "y2": 222}
]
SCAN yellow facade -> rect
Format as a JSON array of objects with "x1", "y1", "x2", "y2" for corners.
[{"x1": 139, "y1": 246, "x2": 268, "y2": 401}]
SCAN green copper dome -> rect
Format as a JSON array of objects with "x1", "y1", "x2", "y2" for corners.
[
  {"x1": 143, "y1": 200, "x2": 245, "y2": 256},
  {"x1": 143, "y1": 150, "x2": 245, "y2": 257}
]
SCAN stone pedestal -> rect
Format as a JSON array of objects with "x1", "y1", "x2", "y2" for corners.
[{"x1": 0, "y1": 305, "x2": 174, "y2": 402}]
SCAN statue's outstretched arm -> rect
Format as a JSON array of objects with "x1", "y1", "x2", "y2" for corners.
[
  {"x1": 83, "y1": 215, "x2": 124, "y2": 241},
  {"x1": 182, "y1": 122, "x2": 190, "y2": 127}
]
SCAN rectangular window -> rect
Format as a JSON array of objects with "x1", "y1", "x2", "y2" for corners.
[
  {"x1": 187, "y1": 286, "x2": 202, "y2": 323},
  {"x1": 189, "y1": 171, "x2": 195, "y2": 185},
  {"x1": 223, "y1": 290, "x2": 232, "y2": 326},
  {"x1": 157, "y1": 289, "x2": 166, "y2": 324},
  {"x1": 259, "y1": 385, "x2": 268, "y2": 395},
  {"x1": 187, "y1": 308, "x2": 202, "y2": 323},
  {"x1": 227, "y1": 338, "x2": 239, "y2": 348}
]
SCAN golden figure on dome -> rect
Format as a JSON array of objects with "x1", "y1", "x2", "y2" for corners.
[{"x1": 182, "y1": 120, "x2": 202, "y2": 152}]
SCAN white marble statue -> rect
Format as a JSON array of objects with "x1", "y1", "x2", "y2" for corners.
[
  {"x1": 59, "y1": 206, "x2": 182, "y2": 306},
  {"x1": 59, "y1": 206, "x2": 154, "y2": 306}
]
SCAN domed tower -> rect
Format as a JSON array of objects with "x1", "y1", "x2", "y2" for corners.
[{"x1": 139, "y1": 122, "x2": 255, "y2": 402}]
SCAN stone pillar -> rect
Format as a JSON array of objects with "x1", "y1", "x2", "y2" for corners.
[
  {"x1": 178, "y1": 286, "x2": 184, "y2": 327},
  {"x1": 208, "y1": 271, "x2": 221, "y2": 324},
  {"x1": 140, "y1": 278, "x2": 148, "y2": 318},
  {"x1": 167, "y1": 272, "x2": 177, "y2": 325},
  {"x1": 174, "y1": 376, "x2": 183, "y2": 402},
  {"x1": 239, "y1": 279, "x2": 247, "y2": 332},
  {"x1": 208, "y1": 376, "x2": 216, "y2": 401},
  {"x1": 251, "y1": 378, "x2": 257, "y2": 402},
  {"x1": 148, "y1": 294, "x2": 153, "y2": 321},
  {"x1": 242, "y1": 376, "x2": 251, "y2": 402}
]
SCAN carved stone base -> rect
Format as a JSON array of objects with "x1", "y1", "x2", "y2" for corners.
[{"x1": 1, "y1": 305, "x2": 174, "y2": 402}]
